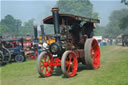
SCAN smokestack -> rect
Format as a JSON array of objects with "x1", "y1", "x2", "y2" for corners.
[
  {"x1": 20, "y1": 38, "x2": 24, "y2": 48},
  {"x1": 51, "y1": 8, "x2": 60, "y2": 42},
  {"x1": 34, "y1": 25, "x2": 38, "y2": 40},
  {"x1": 40, "y1": 24, "x2": 45, "y2": 41}
]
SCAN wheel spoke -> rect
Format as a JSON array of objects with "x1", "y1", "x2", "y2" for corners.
[
  {"x1": 41, "y1": 64, "x2": 44, "y2": 67},
  {"x1": 45, "y1": 67, "x2": 48, "y2": 74},
  {"x1": 69, "y1": 55, "x2": 72, "y2": 62},
  {"x1": 46, "y1": 66, "x2": 49, "y2": 72},
  {"x1": 66, "y1": 61, "x2": 69, "y2": 67},
  {"x1": 94, "y1": 53, "x2": 99, "y2": 64},
  {"x1": 47, "y1": 58, "x2": 50, "y2": 64},
  {"x1": 67, "y1": 64, "x2": 71, "y2": 72},
  {"x1": 66, "y1": 54, "x2": 72, "y2": 73},
  {"x1": 95, "y1": 50, "x2": 99, "y2": 58},
  {"x1": 43, "y1": 56, "x2": 46, "y2": 62},
  {"x1": 41, "y1": 60, "x2": 44, "y2": 63},
  {"x1": 66, "y1": 57, "x2": 68, "y2": 61},
  {"x1": 41, "y1": 67, "x2": 44, "y2": 72}
]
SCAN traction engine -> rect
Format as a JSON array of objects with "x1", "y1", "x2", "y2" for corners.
[{"x1": 37, "y1": 8, "x2": 100, "y2": 77}]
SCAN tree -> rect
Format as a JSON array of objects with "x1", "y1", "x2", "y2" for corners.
[
  {"x1": 119, "y1": 15, "x2": 128, "y2": 30},
  {"x1": 121, "y1": 0, "x2": 128, "y2": 5},
  {"x1": 0, "y1": 14, "x2": 36, "y2": 36},
  {"x1": 0, "y1": 15, "x2": 22, "y2": 35},
  {"x1": 0, "y1": 23, "x2": 9, "y2": 35},
  {"x1": 15, "y1": 19, "x2": 22, "y2": 34},
  {"x1": 120, "y1": 0, "x2": 128, "y2": 30},
  {"x1": 104, "y1": 8, "x2": 128, "y2": 38},
  {"x1": 94, "y1": 25, "x2": 106, "y2": 36},
  {"x1": 57, "y1": 0, "x2": 98, "y2": 18},
  {"x1": 19, "y1": 19, "x2": 35, "y2": 36}
]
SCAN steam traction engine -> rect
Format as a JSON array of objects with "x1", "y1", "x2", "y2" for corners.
[
  {"x1": 37, "y1": 8, "x2": 100, "y2": 77},
  {"x1": 0, "y1": 38, "x2": 25, "y2": 65}
]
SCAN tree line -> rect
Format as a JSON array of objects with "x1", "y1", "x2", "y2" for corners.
[
  {"x1": 95, "y1": 0, "x2": 128, "y2": 38},
  {"x1": 0, "y1": 15, "x2": 34, "y2": 37},
  {"x1": 95, "y1": 8, "x2": 128, "y2": 38}
]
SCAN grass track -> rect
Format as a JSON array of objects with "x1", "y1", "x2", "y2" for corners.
[{"x1": 1, "y1": 46, "x2": 128, "y2": 85}]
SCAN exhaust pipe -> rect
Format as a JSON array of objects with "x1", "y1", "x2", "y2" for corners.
[
  {"x1": 51, "y1": 8, "x2": 60, "y2": 42},
  {"x1": 34, "y1": 25, "x2": 38, "y2": 41},
  {"x1": 20, "y1": 38, "x2": 24, "y2": 48},
  {"x1": 40, "y1": 24, "x2": 45, "y2": 41}
]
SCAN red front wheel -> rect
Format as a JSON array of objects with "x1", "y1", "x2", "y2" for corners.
[
  {"x1": 37, "y1": 52, "x2": 54, "y2": 77},
  {"x1": 61, "y1": 51, "x2": 78, "y2": 77}
]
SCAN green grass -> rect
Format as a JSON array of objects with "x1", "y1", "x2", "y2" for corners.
[{"x1": 1, "y1": 46, "x2": 128, "y2": 85}]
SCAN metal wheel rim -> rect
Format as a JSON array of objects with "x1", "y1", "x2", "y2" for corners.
[
  {"x1": 61, "y1": 51, "x2": 78, "y2": 77},
  {"x1": 65, "y1": 52, "x2": 78, "y2": 77},
  {"x1": 15, "y1": 55, "x2": 24, "y2": 62},
  {"x1": 39, "y1": 52, "x2": 54, "y2": 77}
]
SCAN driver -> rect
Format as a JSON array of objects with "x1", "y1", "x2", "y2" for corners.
[{"x1": 81, "y1": 22, "x2": 96, "y2": 38}]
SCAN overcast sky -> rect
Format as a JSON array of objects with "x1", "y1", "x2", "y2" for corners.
[{"x1": 0, "y1": 0, "x2": 127, "y2": 26}]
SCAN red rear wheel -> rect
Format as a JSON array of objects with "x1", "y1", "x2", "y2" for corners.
[
  {"x1": 84, "y1": 38, "x2": 100, "y2": 69},
  {"x1": 37, "y1": 52, "x2": 54, "y2": 77},
  {"x1": 61, "y1": 51, "x2": 78, "y2": 77}
]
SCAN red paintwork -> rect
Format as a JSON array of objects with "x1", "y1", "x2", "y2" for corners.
[
  {"x1": 29, "y1": 50, "x2": 37, "y2": 60},
  {"x1": 9, "y1": 41, "x2": 16, "y2": 48},
  {"x1": 23, "y1": 41, "x2": 33, "y2": 55},
  {"x1": 23, "y1": 40, "x2": 38, "y2": 60},
  {"x1": 23, "y1": 41, "x2": 32, "y2": 48},
  {"x1": 29, "y1": 55, "x2": 36, "y2": 60},
  {"x1": 65, "y1": 52, "x2": 78, "y2": 77},
  {"x1": 90, "y1": 39, "x2": 100, "y2": 69},
  {"x1": 40, "y1": 52, "x2": 54, "y2": 76},
  {"x1": 34, "y1": 50, "x2": 37, "y2": 55},
  {"x1": 49, "y1": 57, "x2": 61, "y2": 66},
  {"x1": 39, "y1": 51, "x2": 78, "y2": 77}
]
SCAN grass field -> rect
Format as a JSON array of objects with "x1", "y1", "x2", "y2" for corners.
[{"x1": 0, "y1": 46, "x2": 128, "y2": 85}]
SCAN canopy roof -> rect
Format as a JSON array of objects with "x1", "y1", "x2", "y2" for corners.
[{"x1": 43, "y1": 14, "x2": 100, "y2": 25}]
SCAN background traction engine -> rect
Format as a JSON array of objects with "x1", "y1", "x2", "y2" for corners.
[
  {"x1": 23, "y1": 36, "x2": 37, "y2": 60},
  {"x1": 37, "y1": 8, "x2": 100, "y2": 77}
]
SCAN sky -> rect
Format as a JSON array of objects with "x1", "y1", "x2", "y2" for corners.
[{"x1": 0, "y1": 0, "x2": 128, "y2": 26}]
